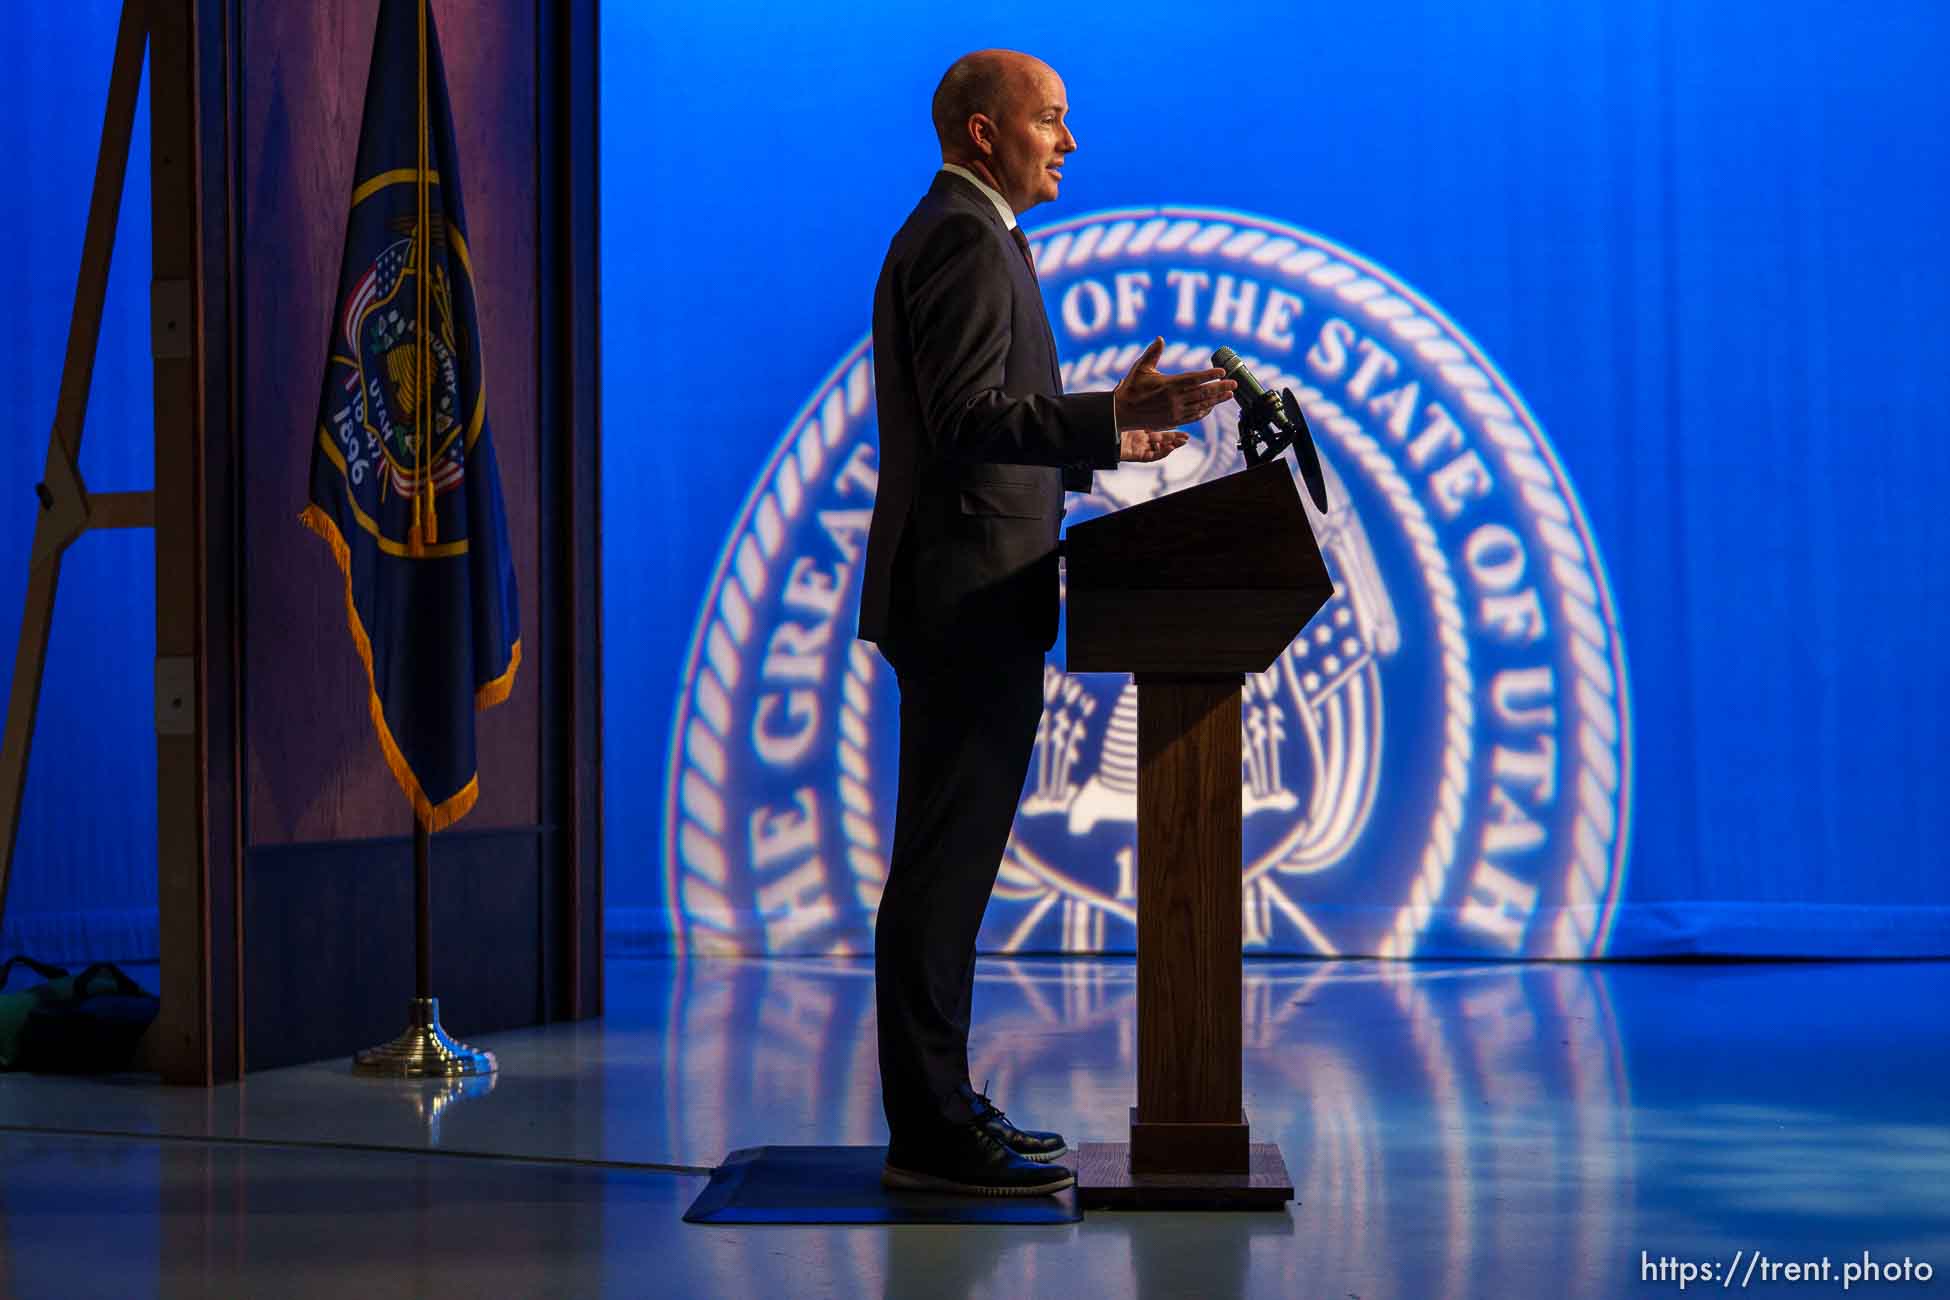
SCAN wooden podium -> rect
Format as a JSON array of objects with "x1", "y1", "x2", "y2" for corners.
[{"x1": 1064, "y1": 460, "x2": 1334, "y2": 1210}]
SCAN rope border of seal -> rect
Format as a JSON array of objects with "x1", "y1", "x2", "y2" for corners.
[
  {"x1": 1057, "y1": 333, "x2": 1470, "y2": 960},
  {"x1": 1036, "y1": 211, "x2": 1628, "y2": 958},
  {"x1": 662, "y1": 351, "x2": 878, "y2": 956},
  {"x1": 663, "y1": 210, "x2": 1630, "y2": 960}
]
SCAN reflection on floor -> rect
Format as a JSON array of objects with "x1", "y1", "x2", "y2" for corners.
[{"x1": 3, "y1": 957, "x2": 1949, "y2": 1297}]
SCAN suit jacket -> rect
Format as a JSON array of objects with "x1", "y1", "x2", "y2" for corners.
[{"x1": 858, "y1": 171, "x2": 1118, "y2": 656}]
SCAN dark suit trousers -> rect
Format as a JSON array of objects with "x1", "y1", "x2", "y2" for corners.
[{"x1": 874, "y1": 640, "x2": 1045, "y2": 1141}]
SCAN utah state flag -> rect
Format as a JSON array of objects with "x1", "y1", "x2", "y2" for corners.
[{"x1": 301, "y1": 0, "x2": 520, "y2": 830}]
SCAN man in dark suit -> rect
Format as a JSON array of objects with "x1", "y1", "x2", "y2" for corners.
[{"x1": 859, "y1": 49, "x2": 1236, "y2": 1196}]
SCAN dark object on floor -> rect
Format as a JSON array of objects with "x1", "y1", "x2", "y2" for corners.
[
  {"x1": 682, "y1": 1145, "x2": 1081, "y2": 1225},
  {"x1": 0, "y1": 956, "x2": 158, "y2": 1072}
]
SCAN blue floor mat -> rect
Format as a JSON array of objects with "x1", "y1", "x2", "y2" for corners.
[{"x1": 682, "y1": 1145, "x2": 1081, "y2": 1225}]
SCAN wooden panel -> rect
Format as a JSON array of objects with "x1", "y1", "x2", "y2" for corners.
[
  {"x1": 1129, "y1": 1104, "x2": 1251, "y2": 1175},
  {"x1": 1075, "y1": 1141, "x2": 1293, "y2": 1211},
  {"x1": 1136, "y1": 676, "x2": 1243, "y2": 1126},
  {"x1": 536, "y1": 0, "x2": 605, "y2": 1017},
  {"x1": 1065, "y1": 461, "x2": 1326, "y2": 591},
  {"x1": 193, "y1": 0, "x2": 247, "y2": 1082},
  {"x1": 244, "y1": 828, "x2": 549, "y2": 1071},
  {"x1": 1065, "y1": 461, "x2": 1332, "y2": 673},
  {"x1": 237, "y1": 0, "x2": 541, "y2": 846},
  {"x1": 1068, "y1": 588, "x2": 1322, "y2": 675},
  {"x1": 152, "y1": 0, "x2": 238, "y2": 1085},
  {"x1": 147, "y1": 0, "x2": 603, "y2": 1078},
  {"x1": 441, "y1": 0, "x2": 541, "y2": 832}
]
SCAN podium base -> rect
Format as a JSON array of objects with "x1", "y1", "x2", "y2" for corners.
[
  {"x1": 1130, "y1": 1105, "x2": 1251, "y2": 1173},
  {"x1": 351, "y1": 997, "x2": 497, "y2": 1078},
  {"x1": 1074, "y1": 1141, "x2": 1293, "y2": 1211}
]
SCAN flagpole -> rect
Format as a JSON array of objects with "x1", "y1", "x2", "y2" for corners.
[
  {"x1": 352, "y1": 803, "x2": 493, "y2": 1078},
  {"x1": 416, "y1": 816, "x2": 431, "y2": 1000},
  {"x1": 351, "y1": 0, "x2": 493, "y2": 1082},
  {"x1": 412, "y1": 0, "x2": 433, "y2": 1005}
]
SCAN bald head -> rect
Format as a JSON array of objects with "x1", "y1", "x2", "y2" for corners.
[
  {"x1": 930, "y1": 50, "x2": 1076, "y2": 214},
  {"x1": 933, "y1": 51, "x2": 1033, "y2": 158}
]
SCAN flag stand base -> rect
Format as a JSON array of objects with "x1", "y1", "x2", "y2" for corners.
[{"x1": 352, "y1": 996, "x2": 496, "y2": 1078}]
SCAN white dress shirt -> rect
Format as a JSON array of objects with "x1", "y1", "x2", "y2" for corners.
[{"x1": 940, "y1": 163, "x2": 1018, "y2": 230}]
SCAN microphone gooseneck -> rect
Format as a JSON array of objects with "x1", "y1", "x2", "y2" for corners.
[{"x1": 1211, "y1": 347, "x2": 1330, "y2": 513}]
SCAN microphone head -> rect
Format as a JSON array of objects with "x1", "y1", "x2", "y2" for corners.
[{"x1": 1211, "y1": 347, "x2": 1268, "y2": 401}]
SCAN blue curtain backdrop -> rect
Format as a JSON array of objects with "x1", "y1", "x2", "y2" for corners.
[
  {"x1": 601, "y1": 0, "x2": 1949, "y2": 959},
  {"x1": 3, "y1": 3, "x2": 1946, "y2": 963},
  {"x1": 0, "y1": 6, "x2": 156, "y2": 964}
]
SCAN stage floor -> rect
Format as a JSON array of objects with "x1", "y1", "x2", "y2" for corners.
[{"x1": 2, "y1": 956, "x2": 1948, "y2": 1297}]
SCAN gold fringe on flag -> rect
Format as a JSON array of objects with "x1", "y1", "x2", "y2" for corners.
[{"x1": 298, "y1": 503, "x2": 521, "y2": 831}]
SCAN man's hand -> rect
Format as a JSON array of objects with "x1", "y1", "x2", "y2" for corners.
[
  {"x1": 1119, "y1": 427, "x2": 1189, "y2": 462},
  {"x1": 1112, "y1": 337, "x2": 1236, "y2": 434}
]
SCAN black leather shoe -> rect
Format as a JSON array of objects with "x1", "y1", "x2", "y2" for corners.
[
  {"x1": 882, "y1": 1123, "x2": 1075, "y2": 1197},
  {"x1": 963, "y1": 1083, "x2": 1068, "y2": 1163}
]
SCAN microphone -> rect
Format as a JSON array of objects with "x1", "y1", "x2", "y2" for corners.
[
  {"x1": 1211, "y1": 347, "x2": 1329, "y2": 512},
  {"x1": 1211, "y1": 347, "x2": 1293, "y2": 434}
]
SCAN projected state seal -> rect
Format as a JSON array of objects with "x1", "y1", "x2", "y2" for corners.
[{"x1": 664, "y1": 208, "x2": 1633, "y2": 960}]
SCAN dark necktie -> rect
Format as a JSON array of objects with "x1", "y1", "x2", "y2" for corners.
[
  {"x1": 1009, "y1": 225, "x2": 1061, "y2": 391},
  {"x1": 1009, "y1": 226, "x2": 1039, "y2": 280}
]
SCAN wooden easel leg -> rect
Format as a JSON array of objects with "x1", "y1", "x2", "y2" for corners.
[{"x1": 0, "y1": 565, "x2": 70, "y2": 919}]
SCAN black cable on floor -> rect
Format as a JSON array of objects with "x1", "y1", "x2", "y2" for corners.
[{"x1": 0, "y1": 1122, "x2": 716, "y2": 1176}]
